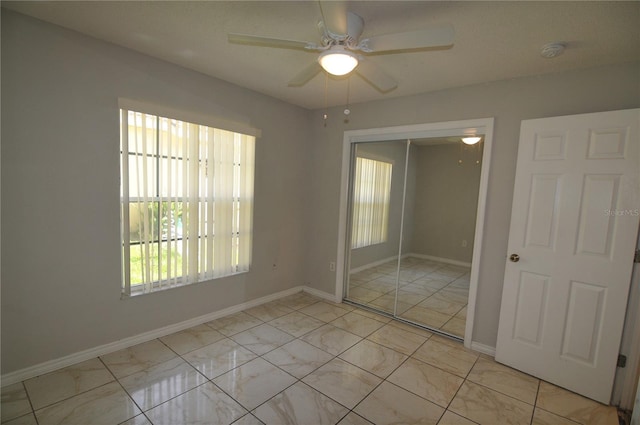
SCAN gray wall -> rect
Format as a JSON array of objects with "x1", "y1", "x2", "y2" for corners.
[
  {"x1": 306, "y1": 61, "x2": 640, "y2": 348},
  {"x1": 410, "y1": 143, "x2": 482, "y2": 263},
  {"x1": 2, "y1": 9, "x2": 639, "y2": 374},
  {"x1": 1, "y1": 11, "x2": 312, "y2": 374}
]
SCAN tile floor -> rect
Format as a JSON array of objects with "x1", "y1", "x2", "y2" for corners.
[
  {"x1": 347, "y1": 257, "x2": 470, "y2": 337},
  {"x1": 1, "y1": 292, "x2": 618, "y2": 425}
]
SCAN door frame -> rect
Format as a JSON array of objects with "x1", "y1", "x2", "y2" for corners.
[{"x1": 335, "y1": 117, "x2": 494, "y2": 347}]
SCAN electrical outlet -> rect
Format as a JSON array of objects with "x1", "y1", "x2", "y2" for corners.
[
  {"x1": 329, "y1": 262, "x2": 336, "y2": 272},
  {"x1": 272, "y1": 263, "x2": 277, "y2": 271},
  {"x1": 461, "y1": 240, "x2": 468, "y2": 247}
]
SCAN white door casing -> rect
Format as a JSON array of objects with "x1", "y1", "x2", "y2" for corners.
[{"x1": 495, "y1": 109, "x2": 640, "y2": 403}]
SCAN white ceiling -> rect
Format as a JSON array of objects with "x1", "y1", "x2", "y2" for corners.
[{"x1": 3, "y1": 1, "x2": 639, "y2": 110}]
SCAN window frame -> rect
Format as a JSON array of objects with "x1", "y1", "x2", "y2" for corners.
[{"x1": 119, "y1": 101, "x2": 258, "y2": 297}]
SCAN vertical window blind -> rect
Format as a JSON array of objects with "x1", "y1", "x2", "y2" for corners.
[
  {"x1": 351, "y1": 157, "x2": 393, "y2": 249},
  {"x1": 120, "y1": 109, "x2": 255, "y2": 295}
]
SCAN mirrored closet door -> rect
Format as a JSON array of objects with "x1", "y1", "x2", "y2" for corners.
[{"x1": 344, "y1": 136, "x2": 483, "y2": 339}]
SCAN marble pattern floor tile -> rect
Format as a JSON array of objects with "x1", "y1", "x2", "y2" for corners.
[
  {"x1": 23, "y1": 357, "x2": 114, "y2": 410},
  {"x1": 357, "y1": 280, "x2": 397, "y2": 295},
  {"x1": 330, "y1": 312, "x2": 386, "y2": 337},
  {"x1": 407, "y1": 279, "x2": 449, "y2": 292},
  {"x1": 418, "y1": 293, "x2": 466, "y2": 315},
  {"x1": 302, "y1": 358, "x2": 382, "y2": 409},
  {"x1": 244, "y1": 301, "x2": 295, "y2": 322},
  {"x1": 100, "y1": 339, "x2": 177, "y2": 379},
  {"x1": 253, "y1": 381, "x2": 348, "y2": 425},
  {"x1": 426, "y1": 272, "x2": 458, "y2": 283},
  {"x1": 466, "y1": 357, "x2": 539, "y2": 404},
  {"x1": 213, "y1": 357, "x2": 296, "y2": 410},
  {"x1": 442, "y1": 317, "x2": 466, "y2": 337},
  {"x1": 387, "y1": 357, "x2": 464, "y2": 408},
  {"x1": 399, "y1": 281, "x2": 440, "y2": 297},
  {"x1": 437, "y1": 287, "x2": 470, "y2": 304},
  {"x1": 182, "y1": 338, "x2": 257, "y2": 379},
  {"x1": 118, "y1": 357, "x2": 207, "y2": 411},
  {"x1": 398, "y1": 269, "x2": 427, "y2": 282},
  {"x1": 300, "y1": 324, "x2": 362, "y2": 356},
  {"x1": 368, "y1": 274, "x2": 401, "y2": 287},
  {"x1": 277, "y1": 292, "x2": 321, "y2": 310},
  {"x1": 6, "y1": 292, "x2": 623, "y2": 425},
  {"x1": 3, "y1": 413, "x2": 38, "y2": 425},
  {"x1": 339, "y1": 339, "x2": 407, "y2": 378},
  {"x1": 230, "y1": 323, "x2": 294, "y2": 355},
  {"x1": 267, "y1": 311, "x2": 325, "y2": 337},
  {"x1": 337, "y1": 412, "x2": 374, "y2": 425},
  {"x1": 121, "y1": 414, "x2": 154, "y2": 425},
  {"x1": 354, "y1": 381, "x2": 444, "y2": 425},
  {"x1": 437, "y1": 410, "x2": 477, "y2": 424},
  {"x1": 233, "y1": 413, "x2": 265, "y2": 425},
  {"x1": 536, "y1": 381, "x2": 619, "y2": 425},
  {"x1": 395, "y1": 290, "x2": 431, "y2": 306},
  {"x1": 144, "y1": 382, "x2": 246, "y2": 425},
  {"x1": 207, "y1": 311, "x2": 264, "y2": 336},
  {"x1": 1, "y1": 383, "x2": 32, "y2": 423},
  {"x1": 411, "y1": 335, "x2": 478, "y2": 378},
  {"x1": 159, "y1": 324, "x2": 225, "y2": 355},
  {"x1": 386, "y1": 319, "x2": 434, "y2": 338},
  {"x1": 347, "y1": 286, "x2": 386, "y2": 303},
  {"x1": 34, "y1": 381, "x2": 140, "y2": 425},
  {"x1": 298, "y1": 302, "x2": 351, "y2": 322},
  {"x1": 531, "y1": 408, "x2": 582, "y2": 425},
  {"x1": 366, "y1": 323, "x2": 429, "y2": 355},
  {"x1": 368, "y1": 294, "x2": 413, "y2": 314},
  {"x1": 401, "y1": 305, "x2": 453, "y2": 329},
  {"x1": 448, "y1": 381, "x2": 534, "y2": 425},
  {"x1": 454, "y1": 306, "x2": 468, "y2": 320},
  {"x1": 349, "y1": 308, "x2": 392, "y2": 323},
  {"x1": 262, "y1": 339, "x2": 334, "y2": 379}
]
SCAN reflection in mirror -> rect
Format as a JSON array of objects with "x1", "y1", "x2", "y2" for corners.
[
  {"x1": 397, "y1": 138, "x2": 482, "y2": 337},
  {"x1": 344, "y1": 135, "x2": 483, "y2": 339},
  {"x1": 345, "y1": 140, "x2": 408, "y2": 315}
]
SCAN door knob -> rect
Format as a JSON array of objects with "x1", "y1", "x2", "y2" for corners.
[{"x1": 509, "y1": 254, "x2": 520, "y2": 263}]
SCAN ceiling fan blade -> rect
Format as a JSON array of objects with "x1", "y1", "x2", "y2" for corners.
[
  {"x1": 288, "y1": 62, "x2": 322, "y2": 87},
  {"x1": 346, "y1": 11, "x2": 365, "y2": 42},
  {"x1": 355, "y1": 60, "x2": 397, "y2": 93},
  {"x1": 319, "y1": 1, "x2": 348, "y2": 36},
  {"x1": 363, "y1": 24, "x2": 454, "y2": 53},
  {"x1": 228, "y1": 33, "x2": 316, "y2": 50}
]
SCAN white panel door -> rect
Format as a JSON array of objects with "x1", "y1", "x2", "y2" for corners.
[{"x1": 495, "y1": 109, "x2": 640, "y2": 403}]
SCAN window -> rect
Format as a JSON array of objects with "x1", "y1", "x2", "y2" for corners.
[
  {"x1": 120, "y1": 108, "x2": 255, "y2": 295},
  {"x1": 351, "y1": 156, "x2": 393, "y2": 249}
]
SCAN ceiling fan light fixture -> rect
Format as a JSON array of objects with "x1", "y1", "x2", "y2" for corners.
[
  {"x1": 318, "y1": 46, "x2": 358, "y2": 76},
  {"x1": 462, "y1": 136, "x2": 482, "y2": 145}
]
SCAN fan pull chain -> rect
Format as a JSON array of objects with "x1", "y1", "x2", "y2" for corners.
[
  {"x1": 344, "y1": 76, "x2": 351, "y2": 124},
  {"x1": 323, "y1": 72, "x2": 329, "y2": 127}
]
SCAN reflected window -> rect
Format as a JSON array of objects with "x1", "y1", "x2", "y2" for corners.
[{"x1": 351, "y1": 157, "x2": 392, "y2": 248}]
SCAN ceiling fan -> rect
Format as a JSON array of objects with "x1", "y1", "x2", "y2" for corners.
[{"x1": 227, "y1": 3, "x2": 454, "y2": 93}]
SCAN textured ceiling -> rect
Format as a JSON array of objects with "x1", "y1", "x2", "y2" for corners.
[{"x1": 3, "y1": 1, "x2": 639, "y2": 110}]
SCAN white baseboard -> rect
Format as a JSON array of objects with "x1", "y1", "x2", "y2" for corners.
[
  {"x1": 302, "y1": 286, "x2": 339, "y2": 303},
  {"x1": 470, "y1": 341, "x2": 496, "y2": 357},
  {"x1": 409, "y1": 253, "x2": 472, "y2": 268},
  {"x1": 1, "y1": 285, "x2": 306, "y2": 387}
]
